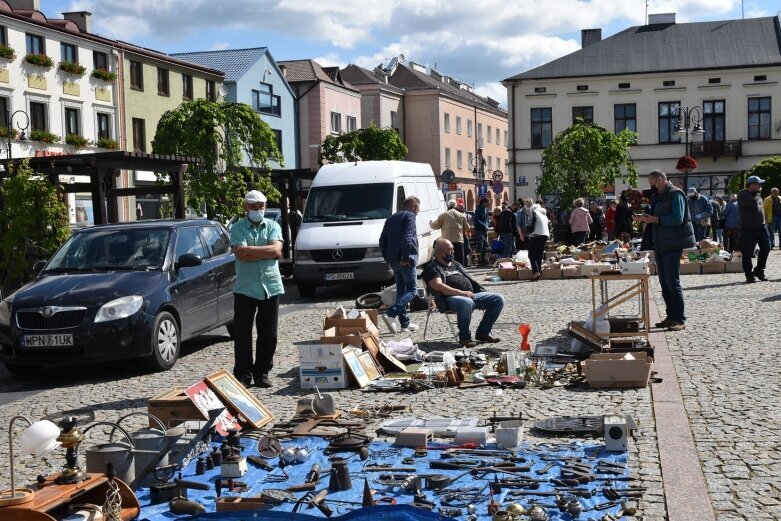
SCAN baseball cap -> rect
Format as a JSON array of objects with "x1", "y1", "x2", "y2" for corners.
[
  {"x1": 447, "y1": 200, "x2": 456, "y2": 209},
  {"x1": 746, "y1": 175, "x2": 765, "y2": 185},
  {"x1": 687, "y1": 187, "x2": 697, "y2": 196},
  {"x1": 245, "y1": 190, "x2": 267, "y2": 203},
  {"x1": 456, "y1": 198, "x2": 464, "y2": 207}
]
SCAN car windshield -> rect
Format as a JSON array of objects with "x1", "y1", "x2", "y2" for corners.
[
  {"x1": 304, "y1": 183, "x2": 393, "y2": 222},
  {"x1": 45, "y1": 228, "x2": 171, "y2": 272}
]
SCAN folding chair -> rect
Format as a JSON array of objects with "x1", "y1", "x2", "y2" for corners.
[{"x1": 422, "y1": 285, "x2": 459, "y2": 342}]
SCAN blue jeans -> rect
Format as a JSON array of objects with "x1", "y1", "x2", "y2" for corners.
[
  {"x1": 387, "y1": 264, "x2": 417, "y2": 328},
  {"x1": 445, "y1": 292, "x2": 505, "y2": 341},
  {"x1": 768, "y1": 216, "x2": 781, "y2": 248},
  {"x1": 475, "y1": 227, "x2": 488, "y2": 255},
  {"x1": 655, "y1": 249, "x2": 685, "y2": 324},
  {"x1": 500, "y1": 233, "x2": 514, "y2": 258},
  {"x1": 741, "y1": 227, "x2": 770, "y2": 278}
]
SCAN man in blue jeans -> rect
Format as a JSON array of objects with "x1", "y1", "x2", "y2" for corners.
[
  {"x1": 633, "y1": 170, "x2": 695, "y2": 332},
  {"x1": 423, "y1": 239, "x2": 505, "y2": 347},
  {"x1": 379, "y1": 196, "x2": 421, "y2": 334}
]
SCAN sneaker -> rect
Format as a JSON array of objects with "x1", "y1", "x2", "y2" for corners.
[
  {"x1": 459, "y1": 338, "x2": 477, "y2": 348},
  {"x1": 254, "y1": 374, "x2": 272, "y2": 388},
  {"x1": 400, "y1": 323, "x2": 419, "y2": 333},
  {"x1": 666, "y1": 322, "x2": 686, "y2": 331},
  {"x1": 655, "y1": 318, "x2": 673, "y2": 328},
  {"x1": 382, "y1": 313, "x2": 400, "y2": 334}
]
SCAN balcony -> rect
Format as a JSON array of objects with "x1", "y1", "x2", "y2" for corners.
[{"x1": 691, "y1": 140, "x2": 742, "y2": 158}]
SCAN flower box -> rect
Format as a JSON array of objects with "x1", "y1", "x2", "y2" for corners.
[
  {"x1": 24, "y1": 53, "x2": 53, "y2": 69},
  {"x1": 66, "y1": 133, "x2": 91, "y2": 149},
  {"x1": 58, "y1": 60, "x2": 86, "y2": 77},
  {"x1": 30, "y1": 129, "x2": 60, "y2": 144},
  {"x1": 96, "y1": 137, "x2": 119, "y2": 150},
  {"x1": 0, "y1": 44, "x2": 16, "y2": 61},
  {"x1": 91, "y1": 68, "x2": 117, "y2": 82}
]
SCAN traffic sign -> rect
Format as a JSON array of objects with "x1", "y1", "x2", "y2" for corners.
[
  {"x1": 493, "y1": 181, "x2": 503, "y2": 194},
  {"x1": 492, "y1": 170, "x2": 504, "y2": 182},
  {"x1": 442, "y1": 169, "x2": 456, "y2": 183}
]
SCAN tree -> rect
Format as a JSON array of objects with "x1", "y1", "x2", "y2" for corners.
[
  {"x1": 152, "y1": 99, "x2": 283, "y2": 221},
  {"x1": 540, "y1": 121, "x2": 638, "y2": 211},
  {"x1": 726, "y1": 156, "x2": 781, "y2": 196},
  {"x1": 319, "y1": 124, "x2": 408, "y2": 165},
  {"x1": 0, "y1": 160, "x2": 70, "y2": 294}
]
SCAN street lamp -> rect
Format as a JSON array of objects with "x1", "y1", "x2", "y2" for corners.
[
  {"x1": 0, "y1": 110, "x2": 30, "y2": 180},
  {"x1": 671, "y1": 105, "x2": 703, "y2": 189}
]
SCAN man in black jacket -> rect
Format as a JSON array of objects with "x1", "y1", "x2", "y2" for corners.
[{"x1": 738, "y1": 175, "x2": 770, "y2": 283}]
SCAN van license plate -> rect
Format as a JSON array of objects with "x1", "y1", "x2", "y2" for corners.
[
  {"x1": 22, "y1": 334, "x2": 74, "y2": 347},
  {"x1": 325, "y1": 272, "x2": 354, "y2": 281}
]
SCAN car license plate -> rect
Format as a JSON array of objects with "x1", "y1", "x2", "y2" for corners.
[
  {"x1": 22, "y1": 334, "x2": 74, "y2": 347},
  {"x1": 325, "y1": 272, "x2": 354, "y2": 281}
]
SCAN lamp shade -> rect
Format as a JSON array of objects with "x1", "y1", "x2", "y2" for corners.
[{"x1": 19, "y1": 420, "x2": 61, "y2": 457}]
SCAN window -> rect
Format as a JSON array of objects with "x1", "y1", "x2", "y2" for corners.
[
  {"x1": 754, "y1": 75, "x2": 767, "y2": 82},
  {"x1": 504, "y1": 130, "x2": 508, "y2": 146},
  {"x1": 0, "y1": 26, "x2": 6, "y2": 46},
  {"x1": 330, "y1": 112, "x2": 341, "y2": 134},
  {"x1": 456, "y1": 150, "x2": 463, "y2": 169},
  {"x1": 614, "y1": 103, "x2": 636, "y2": 133},
  {"x1": 93, "y1": 51, "x2": 109, "y2": 71},
  {"x1": 456, "y1": 116, "x2": 462, "y2": 135},
  {"x1": 496, "y1": 128, "x2": 500, "y2": 144},
  {"x1": 395, "y1": 185, "x2": 406, "y2": 212},
  {"x1": 252, "y1": 83, "x2": 281, "y2": 116},
  {"x1": 468, "y1": 152, "x2": 473, "y2": 169},
  {"x1": 206, "y1": 80, "x2": 216, "y2": 102},
  {"x1": 572, "y1": 106, "x2": 593, "y2": 124},
  {"x1": 576, "y1": 85, "x2": 589, "y2": 91},
  {"x1": 658, "y1": 102, "x2": 681, "y2": 144},
  {"x1": 748, "y1": 97, "x2": 771, "y2": 140},
  {"x1": 182, "y1": 74, "x2": 193, "y2": 100},
  {"x1": 467, "y1": 119, "x2": 473, "y2": 137},
  {"x1": 130, "y1": 61, "x2": 143, "y2": 90},
  {"x1": 703, "y1": 100, "x2": 725, "y2": 142},
  {"x1": 347, "y1": 116, "x2": 357, "y2": 132},
  {"x1": 444, "y1": 113, "x2": 450, "y2": 132},
  {"x1": 97, "y1": 113, "x2": 111, "y2": 140},
  {"x1": 61, "y1": 43, "x2": 77, "y2": 63},
  {"x1": 272, "y1": 129, "x2": 282, "y2": 152},
  {"x1": 534, "y1": 87, "x2": 546, "y2": 93},
  {"x1": 487, "y1": 125, "x2": 492, "y2": 142},
  {"x1": 708, "y1": 78, "x2": 721, "y2": 84},
  {"x1": 29, "y1": 102, "x2": 47, "y2": 131},
  {"x1": 663, "y1": 80, "x2": 675, "y2": 87},
  {"x1": 618, "y1": 82, "x2": 630, "y2": 89},
  {"x1": 64, "y1": 107, "x2": 80, "y2": 136},
  {"x1": 477, "y1": 123, "x2": 483, "y2": 143},
  {"x1": 200, "y1": 226, "x2": 228, "y2": 257},
  {"x1": 157, "y1": 68, "x2": 169, "y2": 96},
  {"x1": 488, "y1": 156, "x2": 493, "y2": 169},
  {"x1": 175, "y1": 227, "x2": 206, "y2": 260},
  {"x1": 26, "y1": 33, "x2": 44, "y2": 55},
  {"x1": 0, "y1": 97, "x2": 7, "y2": 129},
  {"x1": 530, "y1": 107, "x2": 552, "y2": 148},
  {"x1": 445, "y1": 147, "x2": 451, "y2": 167},
  {"x1": 390, "y1": 111, "x2": 398, "y2": 130},
  {"x1": 132, "y1": 118, "x2": 146, "y2": 152}
]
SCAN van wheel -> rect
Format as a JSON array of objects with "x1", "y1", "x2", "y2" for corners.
[
  {"x1": 147, "y1": 311, "x2": 180, "y2": 371},
  {"x1": 4, "y1": 363, "x2": 42, "y2": 376},
  {"x1": 355, "y1": 293, "x2": 383, "y2": 309},
  {"x1": 297, "y1": 284, "x2": 316, "y2": 298}
]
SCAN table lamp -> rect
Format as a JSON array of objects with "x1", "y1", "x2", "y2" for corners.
[{"x1": 0, "y1": 416, "x2": 61, "y2": 506}]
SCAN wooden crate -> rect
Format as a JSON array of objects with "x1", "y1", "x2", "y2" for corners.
[{"x1": 148, "y1": 388, "x2": 205, "y2": 427}]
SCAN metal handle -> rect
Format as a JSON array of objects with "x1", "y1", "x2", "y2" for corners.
[
  {"x1": 82, "y1": 421, "x2": 136, "y2": 449},
  {"x1": 109, "y1": 411, "x2": 166, "y2": 443}
]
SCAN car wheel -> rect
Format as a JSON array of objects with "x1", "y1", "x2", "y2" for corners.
[
  {"x1": 147, "y1": 311, "x2": 180, "y2": 371},
  {"x1": 297, "y1": 284, "x2": 316, "y2": 298},
  {"x1": 4, "y1": 363, "x2": 42, "y2": 376}
]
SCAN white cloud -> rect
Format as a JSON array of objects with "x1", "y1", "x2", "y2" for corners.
[
  {"x1": 312, "y1": 53, "x2": 344, "y2": 68},
  {"x1": 474, "y1": 81, "x2": 508, "y2": 108},
  {"x1": 210, "y1": 42, "x2": 230, "y2": 51}
]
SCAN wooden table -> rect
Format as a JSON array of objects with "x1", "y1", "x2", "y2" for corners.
[{"x1": 589, "y1": 272, "x2": 651, "y2": 340}]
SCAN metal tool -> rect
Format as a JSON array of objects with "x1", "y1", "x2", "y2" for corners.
[{"x1": 313, "y1": 386, "x2": 336, "y2": 416}]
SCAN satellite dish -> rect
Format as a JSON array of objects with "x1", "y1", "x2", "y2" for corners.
[{"x1": 218, "y1": 84, "x2": 229, "y2": 97}]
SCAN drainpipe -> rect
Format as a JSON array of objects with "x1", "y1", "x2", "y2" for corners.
[{"x1": 511, "y1": 82, "x2": 517, "y2": 202}]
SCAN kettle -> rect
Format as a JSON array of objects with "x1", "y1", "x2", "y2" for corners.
[
  {"x1": 83, "y1": 422, "x2": 138, "y2": 485},
  {"x1": 110, "y1": 412, "x2": 169, "y2": 487}
]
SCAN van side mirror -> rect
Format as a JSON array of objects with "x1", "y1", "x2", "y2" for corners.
[
  {"x1": 176, "y1": 253, "x2": 202, "y2": 269},
  {"x1": 33, "y1": 260, "x2": 47, "y2": 275}
]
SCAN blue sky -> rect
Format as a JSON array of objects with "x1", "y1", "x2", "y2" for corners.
[{"x1": 44, "y1": 0, "x2": 779, "y2": 106}]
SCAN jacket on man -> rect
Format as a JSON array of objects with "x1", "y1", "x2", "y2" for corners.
[
  {"x1": 431, "y1": 208, "x2": 470, "y2": 244},
  {"x1": 738, "y1": 190, "x2": 766, "y2": 229},
  {"x1": 379, "y1": 210, "x2": 418, "y2": 267},
  {"x1": 423, "y1": 259, "x2": 486, "y2": 312},
  {"x1": 764, "y1": 194, "x2": 780, "y2": 223},
  {"x1": 651, "y1": 182, "x2": 696, "y2": 253}
]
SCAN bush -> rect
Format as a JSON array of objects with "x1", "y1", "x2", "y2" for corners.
[
  {"x1": 58, "y1": 60, "x2": 86, "y2": 77},
  {"x1": 66, "y1": 134, "x2": 91, "y2": 149},
  {"x1": 96, "y1": 137, "x2": 119, "y2": 150},
  {"x1": 24, "y1": 53, "x2": 53, "y2": 68},
  {"x1": 30, "y1": 129, "x2": 60, "y2": 144},
  {"x1": 0, "y1": 127, "x2": 19, "y2": 139},
  {"x1": 0, "y1": 44, "x2": 16, "y2": 60},
  {"x1": 91, "y1": 68, "x2": 117, "y2": 82}
]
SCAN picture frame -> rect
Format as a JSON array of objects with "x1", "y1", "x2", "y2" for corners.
[
  {"x1": 184, "y1": 379, "x2": 241, "y2": 436},
  {"x1": 533, "y1": 344, "x2": 558, "y2": 357},
  {"x1": 342, "y1": 347, "x2": 371, "y2": 388},
  {"x1": 205, "y1": 370, "x2": 274, "y2": 429},
  {"x1": 357, "y1": 351, "x2": 381, "y2": 381}
]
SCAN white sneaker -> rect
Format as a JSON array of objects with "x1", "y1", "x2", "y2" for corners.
[
  {"x1": 382, "y1": 314, "x2": 400, "y2": 334},
  {"x1": 401, "y1": 323, "x2": 420, "y2": 333}
]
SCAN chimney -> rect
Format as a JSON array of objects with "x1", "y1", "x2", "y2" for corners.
[
  {"x1": 62, "y1": 11, "x2": 92, "y2": 33},
  {"x1": 6, "y1": 0, "x2": 40, "y2": 10},
  {"x1": 648, "y1": 13, "x2": 676, "y2": 25},
  {"x1": 581, "y1": 29, "x2": 602, "y2": 48},
  {"x1": 279, "y1": 64, "x2": 287, "y2": 77}
]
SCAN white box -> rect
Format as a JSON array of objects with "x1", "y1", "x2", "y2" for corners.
[
  {"x1": 495, "y1": 420, "x2": 524, "y2": 449},
  {"x1": 454, "y1": 427, "x2": 489, "y2": 445},
  {"x1": 298, "y1": 343, "x2": 348, "y2": 389}
]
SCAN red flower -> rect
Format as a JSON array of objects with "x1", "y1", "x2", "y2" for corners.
[{"x1": 675, "y1": 155, "x2": 698, "y2": 172}]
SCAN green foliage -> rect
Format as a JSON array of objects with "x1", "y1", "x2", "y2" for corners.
[
  {"x1": 65, "y1": 134, "x2": 91, "y2": 149},
  {"x1": 0, "y1": 44, "x2": 16, "y2": 60},
  {"x1": 540, "y1": 121, "x2": 638, "y2": 211},
  {"x1": 96, "y1": 137, "x2": 119, "y2": 150},
  {"x1": 23, "y1": 53, "x2": 53, "y2": 68},
  {"x1": 152, "y1": 99, "x2": 283, "y2": 221},
  {"x1": 727, "y1": 156, "x2": 781, "y2": 197},
  {"x1": 30, "y1": 129, "x2": 60, "y2": 144},
  {"x1": 319, "y1": 124, "x2": 408, "y2": 165},
  {"x1": 91, "y1": 68, "x2": 117, "y2": 82},
  {"x1": 58, "y1": 60, "x2": 86, "y2": 76},
  {"x1": 0, "y1": 160, "x2": 70, "y2": 294},
  {"x1": 0, "y1": 127, "x2": 18, "y2": 139}
]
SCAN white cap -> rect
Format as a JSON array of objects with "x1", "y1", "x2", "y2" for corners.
[{"x1": 245, "y1": 190, "x2": 267, "y2": 203}]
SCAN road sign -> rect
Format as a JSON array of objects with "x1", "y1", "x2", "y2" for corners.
[
  {"x1": 492, "y1": 170, "x2": 504, "y2": 182},
  {"x1": 493, "y1": 181, "x2": 503, "y2": 194},
  {"x1": 449, "y1": 183, "x2": 458, "y2": 191},
  {"x1": 442, "y1": 169, "x2": 456, "y2": 183},
  {"x1": 516, "y1": 175, "x2": 526, "y2": 186}
]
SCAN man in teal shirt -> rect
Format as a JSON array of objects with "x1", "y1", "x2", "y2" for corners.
[{"x1": 230, "y1": 190, "x2": 284, "y2": 388}]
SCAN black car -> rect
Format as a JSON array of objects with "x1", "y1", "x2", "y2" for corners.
[{"x1": 0, "y1": 219, "x2": 235, "y2": 373}]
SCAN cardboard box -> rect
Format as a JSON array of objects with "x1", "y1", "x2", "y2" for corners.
[
  {"x1": 702, "y1": 262, "x2": 726, "y2": 274},
  {"x1": 583, "y1": 352, "x2": 652, "y2": 388},
  {"x1": 320, "y1": 326, "x2": 364, "y2": 347},
  {"x1": 562, "y1": 265, "x2": 581, "y2": 278},
  {"x1": 497, "y1": 260, "x2": 519, "y2": 281},
  {"x1": 571, "y1": 251, "x2": 594, "y2": 261},
  {"x1": 324, "y1": 308, "x2": 378, "y2": 329},
  {"x1": 540, "y1": 265, "x2": 562, "y2": 279},
  {"x1": 679, "y1": 262, "x2": 701, "y2": 275},
  {"x1": 298, "y1": 343, "x2": 348, "y2": 389},
  {"x1": 725, "y1": 261, "x2": 743, "y2": 273},
  {"x1": 517, "y1": 268, "x2": 536, "y2": 280},
  {"x1": 649, "y1": 262, "x2": 656, "y2": 276},
  {"x1": 148, "y1": 388, "x2": 205, "y2": 427}
]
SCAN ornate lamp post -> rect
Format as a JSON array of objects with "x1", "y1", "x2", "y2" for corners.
[{"x1": 671, "y1": 105, "x2": 703, "y2": 190}]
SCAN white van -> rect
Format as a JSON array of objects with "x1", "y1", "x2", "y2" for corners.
[{"x1": 293, "y1": 161, "x2": 446, "y2": 297}]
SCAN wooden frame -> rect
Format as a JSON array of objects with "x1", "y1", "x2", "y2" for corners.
[
  {"x1": 342, "y1": 347, "x2": 371, "y2": 388},
  {"x1": 205, "y1": 370, "x2": 274, "y2": 429},
  {"x1": 357, "y1": 351, "x2": 381, "y2": 381},
  {"x1": 185, "y1": 379, "x2": 241, "y2": 436}
]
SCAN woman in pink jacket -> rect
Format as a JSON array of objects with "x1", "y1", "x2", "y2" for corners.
[{"x1": 568, "y1": 198, "x2": 593, "y2": 245}]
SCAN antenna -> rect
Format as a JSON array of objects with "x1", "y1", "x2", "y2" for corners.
[
  {"x1": 645, "y1": 0, "x2": 648, "y2": 24},
  {"x1": 741, "y1": 0, "x2": 744, "y2": 19}
]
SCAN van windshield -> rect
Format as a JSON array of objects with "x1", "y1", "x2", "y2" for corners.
[{"x1": 304, "y1": 183, "x2": 394, "y2": 222}]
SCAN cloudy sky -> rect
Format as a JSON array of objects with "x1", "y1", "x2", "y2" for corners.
[{"x1": 48, "y1": 0, "x2": 777, "y2": 106}]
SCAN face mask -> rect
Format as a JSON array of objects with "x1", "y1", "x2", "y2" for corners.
[
  {"x1": 247, "y1": 209, "x2": 264, "y2": 222},
  {"x1": 443, "y1": 254, "x2": 454, "y2": 264}
]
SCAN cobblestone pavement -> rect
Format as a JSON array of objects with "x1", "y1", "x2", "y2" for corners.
[{"x1": 2, "y1": 255, "x2": 778, "y2": 519}]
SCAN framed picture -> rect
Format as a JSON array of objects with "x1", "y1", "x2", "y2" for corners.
[
  {"x1": 357, "y1": 351, "x2": 381, "y2": 381},
  {"x1": 342, "y1": 347, "x2": 371, "y2": 388},
  {"x1": 184, "y1": 379, "x2": 241, "y2": 436},
  {"x1": 533, "y1": 344, "x2": 558, "y2": 357},
  {"x1": 205, "y1": 370, "x2": 274, "y2": 429}
]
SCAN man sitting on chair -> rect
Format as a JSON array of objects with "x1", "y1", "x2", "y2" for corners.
[{"x1": 423, "y1": 239, "x2": 505, "y2": 348}]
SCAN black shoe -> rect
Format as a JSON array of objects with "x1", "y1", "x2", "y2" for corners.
[
  {"x1": 752, "y1": 271, "x2": 768, "y2": 281},
  {"x1": 238, "y1": 376, "x2": 253, "y2": 388},
  {"x1": 655, "y1": 318, "x2": 673, "y2": 328},
  {"x1": 254, "y1": 374, "x2": 272, "y2": 388},
  {"x1": 459, "y1": 338, "x2": 477, "y2": 348},
  {"x1": 746, "y1": 277, "x2": 756, "y2": 284}
]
